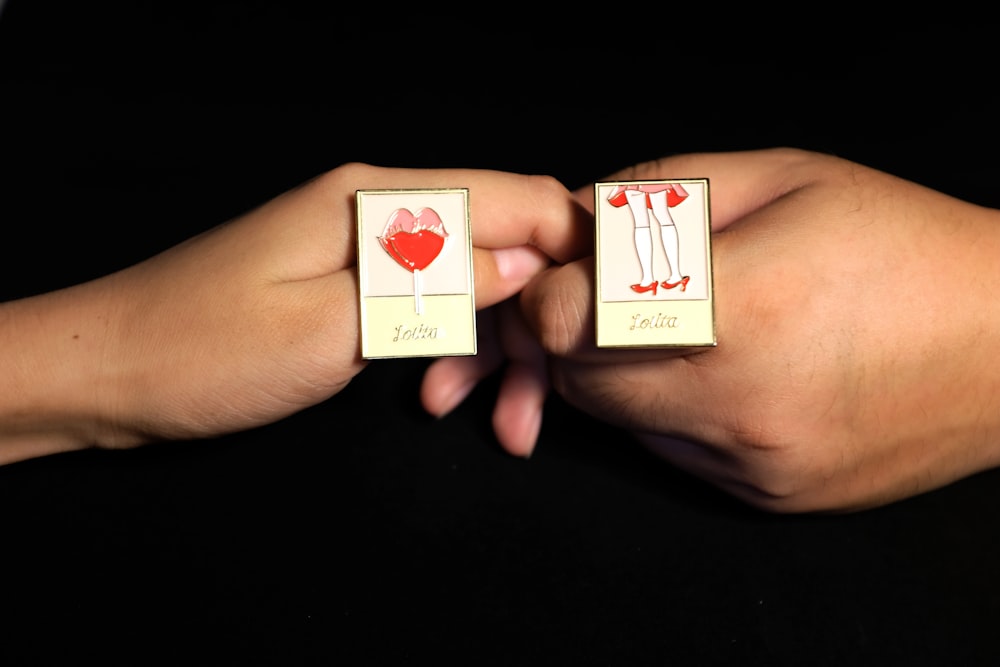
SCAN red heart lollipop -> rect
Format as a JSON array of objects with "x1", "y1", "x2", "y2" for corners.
[
  {"x1": 378, "y1": 207, "x2": 448, "y2": 272},
  {"x1": 378, "y1": 207, "x2": 450, "y2": 315}
]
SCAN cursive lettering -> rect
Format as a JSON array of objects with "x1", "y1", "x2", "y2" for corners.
[
  {"x1": 394, "y1": 323, "x2": 440, "y2": 342},
  {"x1": 630, "y1": 313, "x2": 679, "y2": 331}
]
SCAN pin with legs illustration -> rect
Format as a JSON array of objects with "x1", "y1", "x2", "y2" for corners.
[
  {"x1": 356, "y1": 188, "x2": 476, "y2": 359},
  {"x1": 594, "y1": 179, "x2": 716, "y2": 349}
]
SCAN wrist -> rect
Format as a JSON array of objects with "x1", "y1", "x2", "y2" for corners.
[{"x1": 0, "y1": 280, "x2": 135, "y2": 465}]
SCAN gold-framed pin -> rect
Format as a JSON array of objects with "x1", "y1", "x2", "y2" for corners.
[
  {"x1": 356, "y1": 188, "x2": 476, "y2": 359},
  {"x1": 594, "y1": 179, "x2": 716, "y2": 349}
]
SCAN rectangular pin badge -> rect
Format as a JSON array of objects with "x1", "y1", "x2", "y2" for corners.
[
  {"x1": 594, "y1": 179, "x2": 715, "y2": 348},
  {"x1": 356, "y1": 188, "x2": 476, "y2": 359}
]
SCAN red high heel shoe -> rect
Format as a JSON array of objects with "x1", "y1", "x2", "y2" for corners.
[
  {"x1": 630, "y1": 281, "x2": 658, "y2": 295},
  {"x1": 661, "y1": 276, "x2": 690, "y2": 292}
]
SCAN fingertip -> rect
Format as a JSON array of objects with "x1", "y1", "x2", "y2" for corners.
[
  {"x1": 493, "y1": 402, "x2": 542, "y2": 459},
  {"x1": 423, "y1": 378, "x2": 476, "y2": 419},
  {"x1": 493, "y1": 245, "x2": 550, "y2": 285},
  {"x1": 491, "y1": 362, "x2": 548, "y2": 459},
  {"x1": 474, "y1": 245, "x2": 550, "y2": 310},
  {"x1": 419, "y1": 359, "x2": 476, "y2": 418},
  {"x1": 420, "y1": 347, "x2": 505, "y2": 418}
]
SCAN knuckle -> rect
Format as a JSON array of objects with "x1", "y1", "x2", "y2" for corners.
[
  {"x1": 318, "y1": 161, "x2": 374, "y2": 190},
  {"x1": 523, "y1": 172, "x2": 566, "y2": 197},
  {"x1": 722, "y1": 405, "x2": 826, "y2": 512}
]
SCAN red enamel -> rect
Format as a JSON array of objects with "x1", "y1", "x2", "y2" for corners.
[{"x1": 378, "y1": 207, "x2": 448, "y2": 273}]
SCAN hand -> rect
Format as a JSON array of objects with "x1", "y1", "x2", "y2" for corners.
[
  {"x1": 0, "y1": 163, "x2": 587, "y2": 465},
  {"x1": 430, "y1": 147, "x2": 1000, "y2": 512}
]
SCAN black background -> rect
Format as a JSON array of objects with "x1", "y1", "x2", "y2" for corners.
[{"x1": 2, "y1": 5, "x2": 1000, "y2": 665}]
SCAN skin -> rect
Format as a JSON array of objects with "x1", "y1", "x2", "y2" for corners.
[
  {"x1": 7, "y1": 149, "x2": 999, "y2": 514},
  {"x1": 0, "y1": 164, "x2": 589, "y2": 466},
  {"x1": 423, "y1": 148, "x2": 1000, "y2": 513}
]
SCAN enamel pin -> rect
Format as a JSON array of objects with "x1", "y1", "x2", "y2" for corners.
[
  {"x1": 356, "y1": 188, "x2": 476, "y2": 359},
  {"x1": 594, "y1": 179, "x2": 716, "y2": 348}
]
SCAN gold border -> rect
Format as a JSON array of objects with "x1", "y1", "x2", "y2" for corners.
[
  {"x1": 594, "y1": 178, "x2": 716, "y2": 349},
  {"x1": 356, "y1": 188, "x2": 476, "y2": 359}
]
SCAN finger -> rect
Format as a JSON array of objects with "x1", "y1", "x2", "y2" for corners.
[
  {"x1": 492, "y1": 361, "x2": 547, "y2": 458},
  {"x1": 422, "y1": 297, "x2": 551, "y2": 459},
  {"x1": 572, "y1": 147, "x2": 830, "y2": 231},
  {"x1": 420, "y1": 352, "x2": 503, "y2": 418},
  {"x1": 491, "y1": 299, "x2": 549, "y2": 458},
  {"x1": 534, "y1": 149, "x2": 849, "y2": 364},
  {"x1": 519, "y1": 257, "x2": 703, "y2": 364},
  {"x1": 323, "y1": 163, "x2": 594, "y2": 266},
  {"x1": 421, "y1": 308, "x2": 504, "y2": 418},
  {"x1": 230, "y1": 165, "x2": 595, "y2": 283},
  {"x1": 345, "y1": 164, "x2": 595, "y2": 314},
  {"x1": 472, "y1": 244, "x2": 550, "y2": 310},
  {"x1": 519, "y1": 258, "x2": 596, "y2": 359}
]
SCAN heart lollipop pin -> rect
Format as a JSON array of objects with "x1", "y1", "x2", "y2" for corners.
[{"x1": 378, "y1": 207, "x2": 449, "y2": 314}]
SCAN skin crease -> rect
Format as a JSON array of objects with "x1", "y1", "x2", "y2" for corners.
[
  {"x1": 422, "y1": 148, "x2": 1000, "y2": 514},
  {"x1": 0, "y1": 163, "x2": 590, "y2": 467}
]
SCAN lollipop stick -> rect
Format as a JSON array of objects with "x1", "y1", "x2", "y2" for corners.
[{"x1": 413, "y1": 269, "x2": 423, "y2": 315}]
